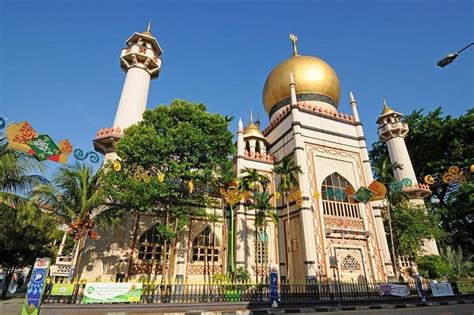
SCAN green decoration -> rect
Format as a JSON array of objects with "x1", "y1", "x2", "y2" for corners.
[
  {"x1": 352, "y1": 186, "x2": 375, "y2": 204},
  {"x1": 27, "y1": 135, "x2": 60, "y2": 161}
]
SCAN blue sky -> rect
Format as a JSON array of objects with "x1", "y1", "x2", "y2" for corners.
[{"x1": 1, "y1": 0, "x2": 473, "y2": 175}]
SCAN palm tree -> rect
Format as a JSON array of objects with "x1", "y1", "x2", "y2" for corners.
[
  {"x1": 239, "y1": 168, "x2": 270, "y2": 283},
  {"x1": 273, "y1": 156, "x2": 302, "y2": 282},
  {"x1": 239, "y1": 167, "x2": 270, "y2": 194},
  {"x1": 251, "y1": 191, "x2": 278, "y2": 283},
  {"x1": 32, "y1": 161, "x2": 119, "y2": 282},
  {"x1": 0, "y1": 139, "x2": 47, "y2": 297},
  {"x1": 0, "y1": 139, "x2": 46, "y2": 214}
]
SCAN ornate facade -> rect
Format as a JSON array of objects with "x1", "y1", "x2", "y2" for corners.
[{"x1": 69, "y1": 26, "x2": 438, "y2": 284}]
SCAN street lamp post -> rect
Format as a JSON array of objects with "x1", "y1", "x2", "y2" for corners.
[{"x1": 437, "y1": 42, "x2": 474, "y2": 67}]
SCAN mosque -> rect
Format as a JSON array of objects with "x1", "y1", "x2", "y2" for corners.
[{"x1": 54, "y1": 24, "x2": 438, "y2": 284}]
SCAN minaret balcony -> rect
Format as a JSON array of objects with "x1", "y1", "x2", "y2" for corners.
[
  {"x1": 93, "y1": 127, "x2": 123, "y2": 155},
  {"x1": 120, "y1": 45, "x2": 162, "y2": 77},
  {"x1": 378, "y1": 121, "x2": 409, "y2": 141},
  {"x1": 402, "y1": 183, "x2": 432, "y2": 199}
]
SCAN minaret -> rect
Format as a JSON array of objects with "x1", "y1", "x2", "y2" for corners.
[
  {"x1": 377, "y1": 99, "x2": 439, "y2": 255},
  {"x1": 94, "y1": 23, "x2": 163, "y2": 160}
]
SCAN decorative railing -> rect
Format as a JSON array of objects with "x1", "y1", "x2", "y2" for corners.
[
  {"x1": 41, "y1": 280, "x2": 473, "y2": 305},
  {"x1": 322, "y1": 200, "x2": 360, "y2": 219}
]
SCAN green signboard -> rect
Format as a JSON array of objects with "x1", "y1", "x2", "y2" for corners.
[
  {"x1": 50, "y1": 283, "x2": 75, "y2": 296},
  {"x1": 27, "y1": 135, "x2": 60, "y2": 161},
  {"x1": 82, "y1": 282, "x2": 143, "y2": 303}
]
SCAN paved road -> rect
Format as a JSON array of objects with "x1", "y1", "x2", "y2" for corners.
[
  {"x1": 320, "y1": 304, "x2": 474, "y2": 315},
  {"x1": 0, "y1": 297, "x2": 23, "y2": 315}
]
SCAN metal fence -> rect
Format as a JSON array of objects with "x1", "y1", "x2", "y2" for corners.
[{"x1": 41, "y1": 280, "x2": 472, "y2": 305}]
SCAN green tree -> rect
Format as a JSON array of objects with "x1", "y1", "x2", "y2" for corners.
[
  {"x1": 273, "y1": 156, "x2": 302, "y2": 282},
  {"x1": 32, "y1": 162, "x2": 118, "y2": 281},
  {"x1": 390, "y1": 202, "x2": 446, "y2": 259},
  {"x1": 102, "y1": 100, "x2": 235, "y2": 284},
  {"x1": 0, "y1": 203, "x2": 59, "y2": 297},
  {"x1": 0, "y1": 139, "x2": 51, "y2": 297},
  {"x1": 370, "y1": 108, "x2": 474, "y2": 254},
  {"x1": 0, "y1": 139, "x2": 46, "y2": 215}
]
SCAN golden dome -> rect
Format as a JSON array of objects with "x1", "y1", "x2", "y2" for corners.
[
  {"x1": 262, "y1": 55, "x2": 341, "y2": 115},
  {"x1": 243, "y1": 123, "x2": 265, "y2": 139}
]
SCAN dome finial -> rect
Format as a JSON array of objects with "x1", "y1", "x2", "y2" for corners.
[
  {"x1": 289, "y1": 34, "x2": 299, "y2": 56},
  {"x1": 249, "y1": 109, "x2": 253, "y2": 124},
  {"x1": 142, "y1": 21, "x2": 153, "y2": 36}
]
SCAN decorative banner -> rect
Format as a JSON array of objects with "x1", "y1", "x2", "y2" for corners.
[
  {"x1": 21, "y1": 257, "x2": 51, "y2": 315},
  {"x1": 289, "y1": 189, "x2": 303, "y2": 205},
  {"x1": 6, "y1": 121, "x2": 73, "y2": 163},
  {"x1": 388, "y1": 178, "x2": 413, "y2": 192},
  {"x1": 113, "y1": 160, "x2": 122, "y2": 172},
  {"x1": 28, "y1": 135, "x2": 60, "y2": 161},
  {"x1": 313, "y1": 191, "x2": 320, "y2": 200},
  {"x1": 6, "y1": 121, "x2": 38, "y2": 153},
  {"x1": 73, "y1": 148, "x2": 100, "y2": 163},
  {"x1": 430, "y1": 282, "x2": 454, "y2": 297},
  {"x1": 422, "y1": 165, "x2": 473, "y2": 187},
  {"x1": 50, "y1": 283, "x2": 75, "y2": 296},
  {"x1": 377, "y1": 284, "x2": 410, "y2": 297},
  {"x1": 352, "y1": 186, "x2": 375, "y2": 204},
  {"x1": 368, "y1": 180, "x2": 387, "y2": 201},
  {"x1": 345, "y1": 186, "x2": 356, "y2": 203},
  {"x1": 82, "y1": 282, "x2": 143, "y2": 303}
]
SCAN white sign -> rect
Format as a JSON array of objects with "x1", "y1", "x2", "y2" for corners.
[
  {"x1": 378, "y1": 284, "x2": 410, "y2": 297},
  {"x1": 82, "y1": 282, "x2": 143, "y2": 303},
  {"x1": 430, "y1": 282, "x2": 454, "y2": 297}
]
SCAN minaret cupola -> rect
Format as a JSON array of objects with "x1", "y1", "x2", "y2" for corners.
[{"x1": 243, "y1": 111, "x2": 268, "y2": 158}]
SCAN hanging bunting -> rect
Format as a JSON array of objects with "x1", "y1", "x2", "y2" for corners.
[
  {"x1": 6, "y1": 121, "x2": 37, "y2": 153},
  {"x1": 113, "y1": 161, "x2": 122, "y2": 172},
  {"x1": 345, "y1": 185, "x2": 356, "y2": 203},
  {"x1": 352, "y1": 186, "x2": 375, "y2": 204},
  {"x1": 5, "y1": 121, "x2": 73, "y2": 163},
  {"x1": 368, "y1": 180, "x2": 387, "y2": 201},
  {"x1": 73, "y1": 148, "x2": 100, "y2": 164},
  {"x1": 27, "y1": 135, "x2": 60, "y2": 161},
  {"x1": 313, "y1": 191, "x2": 320, "y2": 200}
]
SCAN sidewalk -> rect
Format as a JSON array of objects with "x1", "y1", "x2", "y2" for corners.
[{"x1": 40, "y1": 295, "x2": 474, "y2": 315}]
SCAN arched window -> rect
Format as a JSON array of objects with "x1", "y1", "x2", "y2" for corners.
[
  {"x1": 255, "y1": 230, "x2": 269, "y2": 264},
  {"x1": 192, "y1": 226, "x2": 220, "y2": 262},
  {"x1": 321, "y1": 173, "x2": 360, "y2": 218},
  {"x1": 340, "y1": 255, "x2": 361, "y2": 272},
  {"x1": 137, "y1": 225, "x2": 170, "y2": 262}
]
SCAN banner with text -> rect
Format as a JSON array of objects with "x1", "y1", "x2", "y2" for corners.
[
  {"x1": 430, "y1": 282, "x2": 454, "y2": 296},
  {"x1": 82, "y1": 282, "x2": 142, "y2": 303},
  {"x1": 377, "y1": 284, "x2": 410, "y2": 297}
]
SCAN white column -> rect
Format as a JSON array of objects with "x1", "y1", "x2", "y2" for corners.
[
  {"x1": 113, "y1": 67, "x2": 151, "y2": 130},
  {"x1": 386, "y1": 137, "x2": 418, "y2": 183},
  {"x1": 351, "y1": 93, "x2": 394, "y2": 279}
]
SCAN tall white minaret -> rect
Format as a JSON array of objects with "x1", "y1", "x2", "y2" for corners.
[
  {"x1": 94, "y1": 23, "x2": 163, "y2": 160},
  {"x1": 377, "y1": 99, "x2": 439, "y2": 255}
]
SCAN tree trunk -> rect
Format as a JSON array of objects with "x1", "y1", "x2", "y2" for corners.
[
  {"x1": 1, "y1": 267, "x2": 15, "y2": 298},
  {"x1": 160, "y1": 211, "x2": 170, "y2": 286},
  {"x1": 73, "y1": 237, "x2": 87, "y2": 283},
  {"x1": 286, "y1": 193, "x2": 291, "y2": 283}
]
